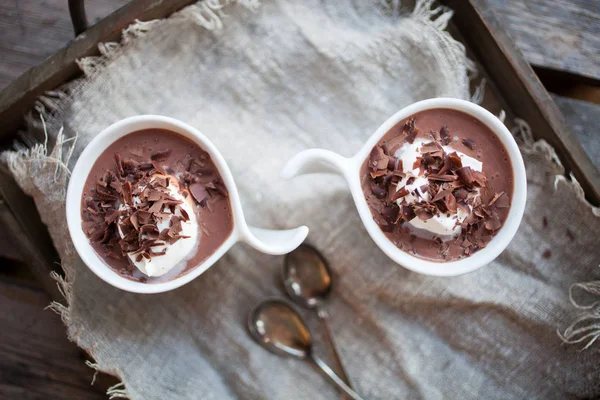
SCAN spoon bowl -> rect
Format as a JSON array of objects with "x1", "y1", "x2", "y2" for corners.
[
  {"x1": 248, "y1": 298, "x2": 312, "y2": 359},
  {"x1": 283, "y1": 244, "x2": 332, "y2": 309}
]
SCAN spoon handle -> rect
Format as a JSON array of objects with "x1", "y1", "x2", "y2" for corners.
[
  {"x1": 316, "y1": 306, "x2": 353, "y2": 389},
  {"x1": 311, "y1": 355, "x2": 366, "y2": 400}
]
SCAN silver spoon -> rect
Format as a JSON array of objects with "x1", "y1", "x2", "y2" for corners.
[
  {"x1": 282, "y1": 245, "x2": 353, "y2": 389},
  {"x1": 248, "y1": 299, "x2": 365, "y2": 400}
]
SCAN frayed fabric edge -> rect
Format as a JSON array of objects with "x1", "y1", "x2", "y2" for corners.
[
  {"x1": 511, "y1": 118, "x2": 600, "y2": 218},
  {"x1": 557, "y1": 271, "x2": 600, "y2": 350},
  {"x1": 511, "y1": 118, "x2": 600, "y2": 350}
]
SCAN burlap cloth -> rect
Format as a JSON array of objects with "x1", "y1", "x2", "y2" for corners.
[{"x1": 3, "y1": 1, "x2": 600, "y2": 398}]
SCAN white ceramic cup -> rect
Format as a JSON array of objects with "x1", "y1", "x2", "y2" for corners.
[
  {"x1": 66, "y1": 115, "x2": 309, "y2": 293},
  {"x1": 281, "y1": 98, "x2": 527, "y2": 276}
]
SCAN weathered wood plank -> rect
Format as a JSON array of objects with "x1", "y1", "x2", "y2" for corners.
[
  {"x1": 1, "y1": 0, "x2": 599, "y2": 91},
  {"x1": 0, "y1": 202, "x2": 25, "y2": 262},
  {"x1": 483, "y1": 0, "x2": 600, "y2": 81},
  {"x1": 0, "y1": 0, "x2": 124, "y2": 90},
  {"x1": 444, "y1": 0, "x2": 600, "y2": 205},
  {"x1": 552, "y1": 94, "x2": 600, "y2": 168},
  {"x1": 0, "y1": 0, "x2": 198, "y2": 139},
  {"x1": 0, "y1": 165, "x2": 62, "y2": 300},
  {"x1": 0, "y1": 279, "x2": 110, "y2": 399}
]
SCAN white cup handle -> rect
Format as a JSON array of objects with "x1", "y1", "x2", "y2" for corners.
[
  {"x1": 280, "y1": 149, "x2": 352, "y2": 179},
  {"x1": 239, "y1": 224, "x2": 309, "y2": 255}
]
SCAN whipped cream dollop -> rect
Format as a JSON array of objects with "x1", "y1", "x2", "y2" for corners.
[
  {"x1": 394, "y1": 138, "x2": 482, "y2": 238},
  {"x1": 118, "y1": 176, "x2": 198, "y2": 277}
]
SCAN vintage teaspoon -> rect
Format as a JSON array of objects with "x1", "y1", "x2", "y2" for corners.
[
  {"x1": 282, "y1": 245, "x2": 353, "y2": 389},
  {"x1": 248, "y1": 299, "x2": 365, "y2": 400}
]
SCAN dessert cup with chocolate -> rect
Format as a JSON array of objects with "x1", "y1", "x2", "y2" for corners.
[
  {"x1": 67, "y1": 116, "x2": 308, "y2": 293},
  {"x1": 282, "y1": 98, "x2": 526, "y2": 276}
]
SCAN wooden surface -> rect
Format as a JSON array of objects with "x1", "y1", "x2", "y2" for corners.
[
  {"x1": 552, "y1": 94, "x2": 600, "y2": 166},
  {"x1": 0, "y1": 1, "x2": 598, "y2": 399},
  {"x1": 483, "y1": 0, "x2": 600, "y2": 81},
  {"x1": 0, "y1": 0, "x2": 124, "y2": 89},
  {"x1": 0, "y1": 277, "x2": 115, "y2": 399},
  {"x1": 0, "y1": 0, "x2": 599, "y2": 89},
  {"x1": 0, "y1": 0, "x2": 199, "y2": 140},
  {"x1": 0, "y1": 166, "x2": 62, "y2": 299}
]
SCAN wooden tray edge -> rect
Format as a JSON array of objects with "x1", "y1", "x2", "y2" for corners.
[
  {"x1": 0, "y1": 0, "x2": 197, "y2": 139},
  {"x1": 445, "y1": 0, "x2": 599, "y2": 205}
]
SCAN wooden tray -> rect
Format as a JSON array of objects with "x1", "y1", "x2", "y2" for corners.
[{"x1": 1, "y1": 0, "x2": 598, "y2": 295}]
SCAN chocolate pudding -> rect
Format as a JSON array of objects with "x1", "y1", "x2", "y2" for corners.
[
  {"x1": 361, "y1": 108, "x2": 513, "y2": 261},
  {"x1": 81, "y1": 129, "x2": 234, "y2": 283}
]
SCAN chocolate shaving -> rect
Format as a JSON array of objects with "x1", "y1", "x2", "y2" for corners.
[
  {"x1": 148, "y1": 200, "x2": 164, "y2": 214},
  {"x1": 494, "y1": 193, "x2": 509, "y2": 208},
  {"x1": 214, "y1": 181, "x2": 229, "y2": 197},
  {"x1": 129, "y1": 212, "x2": 140, "y2": 230},
  {"x1": 140, "y1": 224, "x2": 159, "y2": 238},
  {"x1": 189, "y1": 183, "x2": 208, "y2": 204},
  {"x1": 404, "y1": 118, "x2": 418, "y2": 144},
  {"x1": 488, "y1": 191, "x2": 505, "y2": 206},
  {"x1": 412, "y1": 157, "x2": 422, "y2": 171},
  {"x1": 456, "y1": 167, "x2": 474, "y2": 186},
  {"x1": 152, "y1": 160, "x2": 166, "y2": 175},
  {"x1": 151, "y1": 149, "x2": 172, "y2": 161},
  {"x1": 462, "y1": 138, "x2": 475, "y2": 150},
  {"x1": 419, "y1": 141, "x2": 443, "y2": 154},
  {"x1": 369, "y1": 146, "x2": 389, "y2": 171},
  {"x1": 414, "y1": 207, "x2": 433, "y2": 221},
  {"x1": 400, "y1": 205, "x2": 416, "y2": 221},
  {"x1": 370, "y1": 169, "x2": 387, "y2": 178},
  {"x1": 439, "y1": 126, "x2": 451, "y2": 145},
  {"x1": 129, "y1": 146, "x2": 144, "y2": 157},
  {"x1": 445, "y1": 193, "x2": 457, "y2": 213},
  {"x1": 146, "y1": 189, "x2": 163, "y2": 202},
  {"x1": 384, "y1": 134, "x2": 407, "y2": 155},
  {"x1": 387, "y1": 157, "x2": 399, "y2": 170},
  {"x1": 457, "y1": 201, "x2": 470, "y2": 214},
  {"x1": 179, "y1": 207, "x2": 190, "y2": 222},
  {"x1": 448, "y1": 152, "x2": 462, "y2": 170},
  {"x1": 472, "y1": 171, "x2": 487, "y2": 187},
  {"x1": 437, "y1": 156, "x2": 452, "y2": 176},
  {"x1": 485, "y1": 216, "x2": 501, "y2": 231},
  {"x1": 391, "y1": 187, "x2": 409, "y2": 201},
  {"x1": 109, "y1": 179, "x2": 123, "y2": 194},
  {"x1": 153, "y1": 175, "x2": 168, "y2": 187},
  {"x1": 105, "y1": 209, "x2": 121, "y2": 225},
  {"x1": 122, "y1": 181, "x2": 133, "y2": 205},
  {"x1": 123, "y1": 158, "x2": 140, "y2": 172},
  {"x1": 432, "y1": 189, "x2": 451, "y2": 203},
  {"x1": 428, "y1": 174, "x2": 457, "y2": 182},
  {"x1": 371, "y1": 182, "x2": 387, "y2": 199},
  {"x1": 115, "y1": 153, "x2": 125, "y2": 176},
  {"x1": 381, "y1": 205, "x2": 399, "y2": 231},
  {"x1": 135, "y1": 210, "x2": 153, "y2": 225}
]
